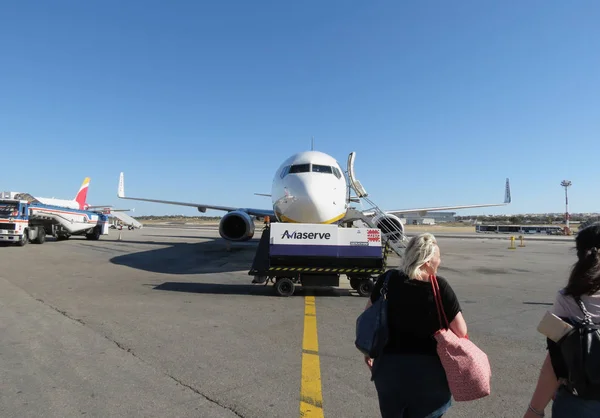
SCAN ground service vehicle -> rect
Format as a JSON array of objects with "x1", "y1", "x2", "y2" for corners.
[
  {"x1": 248, "y1": 222, "x2": 387, "y2": 297},
  {"x1": 0, "y1": 193, "x2": 109, "y2": 246}
]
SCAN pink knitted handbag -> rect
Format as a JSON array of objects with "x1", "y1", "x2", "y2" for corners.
[{"x1": 431, "y1": 275, "x2": 491, "y2": 402}]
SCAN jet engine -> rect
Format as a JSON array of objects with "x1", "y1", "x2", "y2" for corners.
[
  {"x1": 219, "y1": 210, "x2": 255, "y2": 242},
  {"x1": 371, "y1": 213, "x2": 406, "y2": 243}
]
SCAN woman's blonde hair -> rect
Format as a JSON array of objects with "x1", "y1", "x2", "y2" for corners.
[{"x1": 400, "y1": 233, "x2": 438, "y2": 279}]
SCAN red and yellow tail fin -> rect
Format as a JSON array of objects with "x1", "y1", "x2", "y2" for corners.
[{"x1": 75, "y1": 177, "x2": 90, "y2": 209}]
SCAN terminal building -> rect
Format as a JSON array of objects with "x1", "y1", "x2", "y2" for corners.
[{"x1": 399, "y1": 211, "x2": 456, "y2": 225}]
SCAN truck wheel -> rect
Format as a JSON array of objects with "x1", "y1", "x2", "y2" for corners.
[
  {"x1": 18, "y1": 230, "x2": 29, "y2": 246},
  {"x1": 33, "y1": 227, "x2": 46, "y2": 244},
  {"x1": 357, "y1": 279, "x2": 374, "y2": 297},
  {"x1": 274, "y1": 278, "x2": 295, "y2": 297},
  {"x1": 349, "y1": 278, "x2": 361, "y2": 290},
  {"x1": 86, "y1": 225, "x2": 101, "y2": 240}
]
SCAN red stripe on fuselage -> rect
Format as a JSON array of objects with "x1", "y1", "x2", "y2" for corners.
[{"x1": 31, "y1": 207, "x2": 98, "y2": 222}]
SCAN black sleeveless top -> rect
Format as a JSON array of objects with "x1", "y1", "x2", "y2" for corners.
[{"x1": 370, "y1": 269, "x2": 462, "y2": 356}]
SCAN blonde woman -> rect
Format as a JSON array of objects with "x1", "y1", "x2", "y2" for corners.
[{"x1": 364, "y1": 233, "x2": 467, "y2": 418}]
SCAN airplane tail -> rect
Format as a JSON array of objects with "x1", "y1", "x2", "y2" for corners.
[
  {"x1": 75, "y1": 177, "x2": 91, "y2": 209},
  {"x1": 118, "y1": 172, "x2": 125, "y2": 198},
  {"x1": 504, "y1": 178, "x2": 511, "y2": 204}
]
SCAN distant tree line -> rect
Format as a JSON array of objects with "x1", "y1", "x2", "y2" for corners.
[
  {"x1": 455, "y1": 213, "x2": 600, "y2": 225},
  {"x1": 136, "y1": 215, "x2": 222, "y2": 221}
]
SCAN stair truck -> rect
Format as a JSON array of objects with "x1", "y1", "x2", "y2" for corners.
[
  {"x1": 0, "y1": 192, "x2": 110, "y2": 246},
  {"x1": 248, "y1": 221, "x2": 387, "y2": 297}
]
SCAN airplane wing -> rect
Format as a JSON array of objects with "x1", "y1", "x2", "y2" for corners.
[
  {"x1": 378, "y1": 178, "x2": 512, "y2": 216},
  {"x1": 88, "y1": 205, "x2": 136, "y2": 213},
  {"x1": 86, "y1": 205, "x2": 129, "y2": 211},
  {"x1": 117, "y1": 173, "x2": 275, "y2": 218}
]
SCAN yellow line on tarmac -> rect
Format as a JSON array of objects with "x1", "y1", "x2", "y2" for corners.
[{"x1": 300, "y1": 295, "x2": 325, "y2": 418}]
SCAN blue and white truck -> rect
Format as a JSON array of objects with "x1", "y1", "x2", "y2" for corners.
[{"x1": 0, "y1": 192, "x2": 110, "y2": 246}]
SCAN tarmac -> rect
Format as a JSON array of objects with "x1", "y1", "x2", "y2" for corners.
[{"x1": 0, "y1": 225, "x2": 577, "y2": 417}]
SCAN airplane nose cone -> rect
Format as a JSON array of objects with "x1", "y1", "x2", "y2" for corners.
[{"x1": 289, "y1": 176, "x2": 339, "y2": 223}]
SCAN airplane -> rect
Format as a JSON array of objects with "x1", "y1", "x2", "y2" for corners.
[
  {"x1": 15, "y1": 177, "x2": 143, "y2": 229},
  {"x1": 32, "y1": 177, "x2": 92, "y2": 210},
  {"x1": 116, "y1": 150, "x2": 511, "y2": 244}
]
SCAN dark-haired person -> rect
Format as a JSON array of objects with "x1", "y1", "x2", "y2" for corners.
[{"x1": 524, "y1": 222, "x2": 600, "y2": 418}]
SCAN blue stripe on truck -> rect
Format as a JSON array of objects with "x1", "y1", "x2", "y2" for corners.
[{"x1": 270, "y1": 244, "x2": 382, "y2": 258}]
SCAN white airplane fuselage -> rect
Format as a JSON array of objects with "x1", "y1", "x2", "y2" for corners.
[
  {"x1": 270, "y1": 151, "x2": 348, "y2": 224},
  {"x1": 34, "y1": 197, "x2": 87, "y2": 211}
]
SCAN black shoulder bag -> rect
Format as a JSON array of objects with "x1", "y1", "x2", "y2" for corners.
[
  {"x1": 355, "y1": 270, "x2": 392, "y2": 359},
  {"x1": 558, "y1": 297, "x2": 600, "y2": 399}
]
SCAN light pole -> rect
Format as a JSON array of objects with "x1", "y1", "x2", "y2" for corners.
[{"x1": 561, "y1": 180, "x2": 572, "y2": 231}]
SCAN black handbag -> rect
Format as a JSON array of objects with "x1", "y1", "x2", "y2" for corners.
[
  {"x1": 558, "y1": 297, "x2": 600, "y2": 398},
  {"x1": 355, "y1": 270, "x2": 392, "y2": 359}
]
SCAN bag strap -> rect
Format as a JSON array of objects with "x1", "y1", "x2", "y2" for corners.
[
  {"x1": 430, "y1": 275, "x2": 449, "y2": 330},
  {"x1": 379, "y1": 270, "x2": 393, "y2": 300},
  {"x1": 430, "y1": 276, "x2": 443, "y2": 329},
  {"x1": 575, "y1": 297, "x2": 594, "y2": 325}
]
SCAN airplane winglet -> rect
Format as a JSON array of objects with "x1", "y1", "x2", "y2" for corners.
[
  {"x1": 118, "y1": 172, "x2": 125, "y2": 198},
  {"x1": 504, "y1": 178, "x2": 511, "y2": 204}
]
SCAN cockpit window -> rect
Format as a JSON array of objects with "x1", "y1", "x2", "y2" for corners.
[
  {"x1": 288, "y1": 164, "x2": 311, "y2": 173},
  {"x1": 312, "y1": 164, "x2": 333, "y2": 174},
  {"x1": 282, "y1": 163, "x2": 342, "y2": 178}
]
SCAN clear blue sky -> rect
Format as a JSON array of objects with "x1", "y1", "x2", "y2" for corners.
[{"x1": 2, "y1": 1, "x2": 599, "y2": 217}]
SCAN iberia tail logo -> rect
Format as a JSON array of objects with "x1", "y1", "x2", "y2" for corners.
[{"x1": 75, "y1": 177, "x2": 90, "y2": 210}]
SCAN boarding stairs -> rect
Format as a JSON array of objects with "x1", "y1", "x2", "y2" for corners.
[
  {"x1": 344, "y1": 202, "x2": 409, "y2": 258},
  {"x1": 109, "y1": 210, "x2": 143, "y2": 229},
  {"x1": 343, "y1": 152, "x2": 409, "y2": 258}
]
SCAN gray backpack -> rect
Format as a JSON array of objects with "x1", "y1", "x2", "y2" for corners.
[{"x1": 558, "y1": 298, "x2": 600, "y2": 399}]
